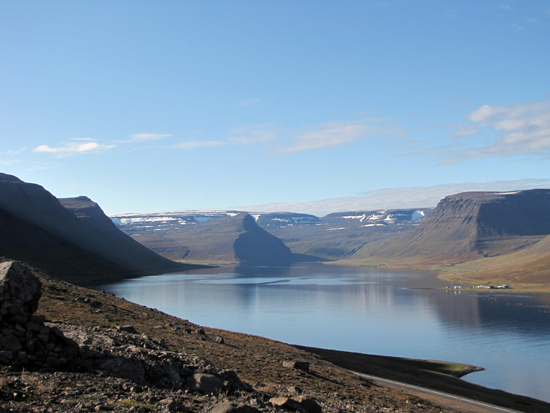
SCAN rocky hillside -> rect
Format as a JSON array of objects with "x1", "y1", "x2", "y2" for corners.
[
  {"x1": 350, "y1": 190, "x2": 550, "y2": 267},
  {"x1": 0, "y1": 173, "x2": 195, "y2": 284},
  {"x1": 253, "y1": 209, "x2": 432, "y2": 261},
  {"x1": 442, "y1": 233, "x2": 550, "y2": 286},
  {"x1": 113, "y1": 211, "x2": 297, "y2": 265}
]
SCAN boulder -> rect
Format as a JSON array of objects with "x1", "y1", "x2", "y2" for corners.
[
  {"x1": 188, "y1": 373, "x2": 223, "y2": 394},
  {"x1": 269, "y1": 397, "x2": 322, "y2": 413},
  {"x1": 0, "y1": 261, "x2": 42, "y2": 314}
]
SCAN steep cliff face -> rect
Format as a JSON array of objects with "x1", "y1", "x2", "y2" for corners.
[
  {"x1": 352, "y1": 189, "x2": 550, "y2": 265},
  {"x1": 0, "y1": 173, "x2": 193, "y2": 284},
  {"x1": 118, "y1": 212, "x2": 295, "y2": 265}
]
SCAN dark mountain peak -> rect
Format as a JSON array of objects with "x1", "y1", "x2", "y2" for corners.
[
  {"x1": 0, "y1": 173, "x2": 24, "y2": 183},
  {"x1": 59, "y1": 196, "x2": 96, "y2": 206}
]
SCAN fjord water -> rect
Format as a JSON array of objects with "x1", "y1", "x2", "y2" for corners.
[{"x1": 95, "y1": 264, "x2": 550, "y2": 403}]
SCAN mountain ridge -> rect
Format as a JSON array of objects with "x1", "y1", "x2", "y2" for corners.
[
  {"x1": 0, "y1": 173, "x2": 196, "y2": 284},
  {"x1": 348, "y1": 189, "x2": 550, "y2": 270}
]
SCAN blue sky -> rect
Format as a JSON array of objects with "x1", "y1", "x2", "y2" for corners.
[{"x1": 1, "y1": 1, "x2": 549, "y2": 216}]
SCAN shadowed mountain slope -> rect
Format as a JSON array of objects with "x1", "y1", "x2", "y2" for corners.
[
  {"x1": 349, "y1": 189, "x2": 550, "y2": 267},
  {"x1": 117, "y1": 212, "x2": 297, "y2": 265},
  {"x1": 0, "y1": 173, "x2": 194, "y2": 284}
]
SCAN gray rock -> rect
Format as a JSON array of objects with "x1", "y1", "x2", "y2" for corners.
[
  {"x1": 209, "y1": 402, "x2": 261, "y2": 413},
  {"x1": 269, "y1": 397, "x2": 322, "y2": 413},
  {"x1": 296, "y1": 397, "x2": 323, "y2": 413},
  {"x1": 0, "y1": 261, "x2": 42, "y2": 314},
  {"x1": 188, "y1": 373, "x2": 223, "y2": 394},
  {"x1": 100, "y1": 357, "x2": 147, "y2": 385}
]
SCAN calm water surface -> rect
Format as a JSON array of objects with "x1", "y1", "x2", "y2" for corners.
[{"x1": 94, "y1": 264, "x2": 550, "y2": 403}]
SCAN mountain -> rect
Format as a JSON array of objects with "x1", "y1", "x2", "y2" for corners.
[
  {"x1": 112, "y1": 211, "x2": 298, "y2": 265},
  {"x1": 349, "y1": 190, "x2": 550, "y2": 267},
  {"x1": 0, "y1": 173, "x2": 194, "y2": 284},
  {"x1": 253, "y1": 209, "x2": 432, "y2": 261}
]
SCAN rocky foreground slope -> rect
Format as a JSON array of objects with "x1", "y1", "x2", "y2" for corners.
[
  {"x1": 0, "y1": 260, "x2": 447, "y2": 412},
  {"x1": 0, "y1": 174, "x2": 195, "y2": 285},
  {"x1": 3, "y1": 259, "x2": 549, "y2": 413}
]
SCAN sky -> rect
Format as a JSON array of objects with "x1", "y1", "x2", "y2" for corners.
[{"x1": 1, "y1": 0, "x2": 550, "y2": 216}]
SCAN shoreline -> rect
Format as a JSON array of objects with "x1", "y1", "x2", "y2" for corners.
[
  {"x1": 294, "y1": 345, "x2": 550, "y2": 413},
  {"x1": 34, "y1": 269, "x2": 550, "y2": 413}
]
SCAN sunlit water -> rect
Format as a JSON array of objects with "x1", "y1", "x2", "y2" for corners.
[{"x1": 94, "y1": 264, "x2": 550, "y2": 403}]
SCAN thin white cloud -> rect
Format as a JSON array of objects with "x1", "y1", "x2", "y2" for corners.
[
  {"x1": 238, "y1": 98, "x2": 261, "y2": 107},
  {"x1": 449, "y1": 124, "x2": 480, "y2": 138},
  {"x1": 114, "y1": 133, "x2": 173, "y2": 144},
  {"x1": 172, "y1": 140, "x2": 226, "y2": 150},
  {"x1": 129, "y1": 133, "x2": 172, "y2": 141},
  {"x1": 228, "y1": 125, "x2": 276, "y2": 145},
  {"x1": 33, "y1": 140, "x2": 116, "y2": 156},
  {"x1": 274, "y1": 120, "x2": 405, "y2": 155},
  {"x1": 0, "y1": 148, "x2": 27, "y2": 155},
  {"x1": 232, "y1": 179, "x2": 550, "y2": 216},
  {"x1": 173, "y1": 125, "x2": 276, "y2": 150},
  {"x1": 0, "y1": 160, "x2": 21, "y2": 166}
]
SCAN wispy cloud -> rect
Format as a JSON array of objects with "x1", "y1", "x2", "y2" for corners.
[
  {"x1": 238, "y1": 98, "x2": 261, "y2": 107},
  {"x1": 275, "y1": 119, "x2": 406, "y2": 155},
  {"x1": 0, "y1": 148, "x2": 27, "y2": 155},
  {"x1": 449, "y1": 124, "x2": 479, "y2": 138},
  {"x1": 417, "y1": 98, "x2": 550, "y2": 164},
  {"x1": 33, "y1": 140, "x2": 116, "y2": 157},
  {"x1": 114, "y1": 133, "x2": 173, "y2": 144},
  {"x1": 172, "y1": 140, "x2": 226, "y2": 150},
  {"x1": 0, "y1": 160, "x2": 21, "y2": 166},
  {"x1": 228, "y1": 125, "x2": 276, "y2": 145},
  {"x1": 117, "y1": 133, "x2": 173, "y2": 143},
  {"x1": 232, "y1": 179, "x2": 550, "y2": 216},
  {"x1": 172, "y1": 125, "x2": 276, "y2": 150},
  {"x1": 463, "y1": 99, "x2": 550, "y2": 158}
]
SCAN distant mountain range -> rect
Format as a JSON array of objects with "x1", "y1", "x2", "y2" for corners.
[
  {"x1": 111, "y1": 208, "x2": 432, "y2": 263},
  {"x1": 1, "y1": 172, "x2": 548, "y2": 287},
  {"x1": 349, "y1": 190, "x2": 550, "y2": 269},
  {"x1": 253, "y1": 209, "x2": 432, "y2": 260}
]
